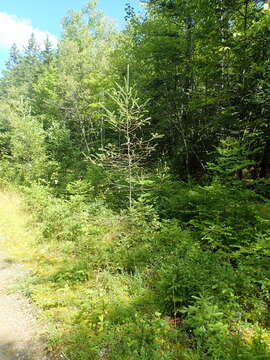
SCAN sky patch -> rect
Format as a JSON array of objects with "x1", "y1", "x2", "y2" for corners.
[{"x1": 0, "y1": 12, "x2": 57, "y2": 52}]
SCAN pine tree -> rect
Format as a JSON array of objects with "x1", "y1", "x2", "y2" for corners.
[
  {"x1": 6, "y1": 44, "x2": 21, "y2": 70},
  {"x1": 95, "y1": 68, "x2": 161, "y2": 208}
]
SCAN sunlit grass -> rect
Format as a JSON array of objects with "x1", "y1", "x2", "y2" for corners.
[{"x1": 0, "y1": 189, "x2": 36, "y2": 262}]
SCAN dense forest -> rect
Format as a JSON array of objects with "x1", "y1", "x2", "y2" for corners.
[{"x1": 1, "y1": 0, "x2": 270, "y2": 359}]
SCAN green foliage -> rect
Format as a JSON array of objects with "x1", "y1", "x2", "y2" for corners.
[
  {"x1": 0, "y1": 103, "x2": 12, "y2": 158},
  {"x1": 1, "y1": 0, "x2": 270, "y2": 359},
  {"x1": 15, "y1": 181, "x2": 270, "y2": 359},
  {"x1": 208, "y1": 135, "x2": 261, "y2": 181},
  {"x1": 182, "y1": 295, "x2": 270, "y2": 359},
  {"x1": 0, "y1": 98, "x2": 49, "y2": 184},
  {"x1": 155, "y1": 246, "x2": 240, "y2": 314},
  {"x1": 183, "y1": 295, "x2": 229, "y2": 351}
]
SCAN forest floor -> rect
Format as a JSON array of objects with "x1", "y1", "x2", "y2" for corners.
[{"x1": 0, "y1": 190, "x2": 48, "y2": 360}]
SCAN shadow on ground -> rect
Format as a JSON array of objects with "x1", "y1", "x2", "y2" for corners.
[
  {"x1": 0, "y1": 257, "x2": 15, "y2": 272},
  {"x1": 0, "y1": 342, "x2": 30, "y2": 360}
]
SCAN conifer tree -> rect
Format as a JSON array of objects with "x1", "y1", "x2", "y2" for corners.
[{"x1": 95, "y1": 68, "x2": 161, "y2": 208}]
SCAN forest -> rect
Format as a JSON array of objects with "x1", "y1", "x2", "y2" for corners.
[{"x1": 1, "y1": 0, "x2": 270, "y2": 359}]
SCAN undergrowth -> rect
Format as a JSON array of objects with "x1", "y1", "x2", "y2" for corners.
[{"x1": 1, "y1": 179, "x2": 270, "y2": 359}]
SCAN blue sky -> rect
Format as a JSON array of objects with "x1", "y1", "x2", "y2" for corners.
[{"x1": 0, "y1": 0, "x2": 143, "y2": 72}]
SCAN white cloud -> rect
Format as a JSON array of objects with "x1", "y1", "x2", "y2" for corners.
[{"x1": 0, "y1": 12, "x2": 57, "y2": 51}]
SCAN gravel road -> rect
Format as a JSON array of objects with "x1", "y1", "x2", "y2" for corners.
[{"x1": 0, "y1": 237, "x2": 48, "y2": 360}]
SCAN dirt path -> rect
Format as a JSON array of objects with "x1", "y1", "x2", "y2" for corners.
[{"x1": 0, "y1": 191, "x2": 49, "y2": 360}]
